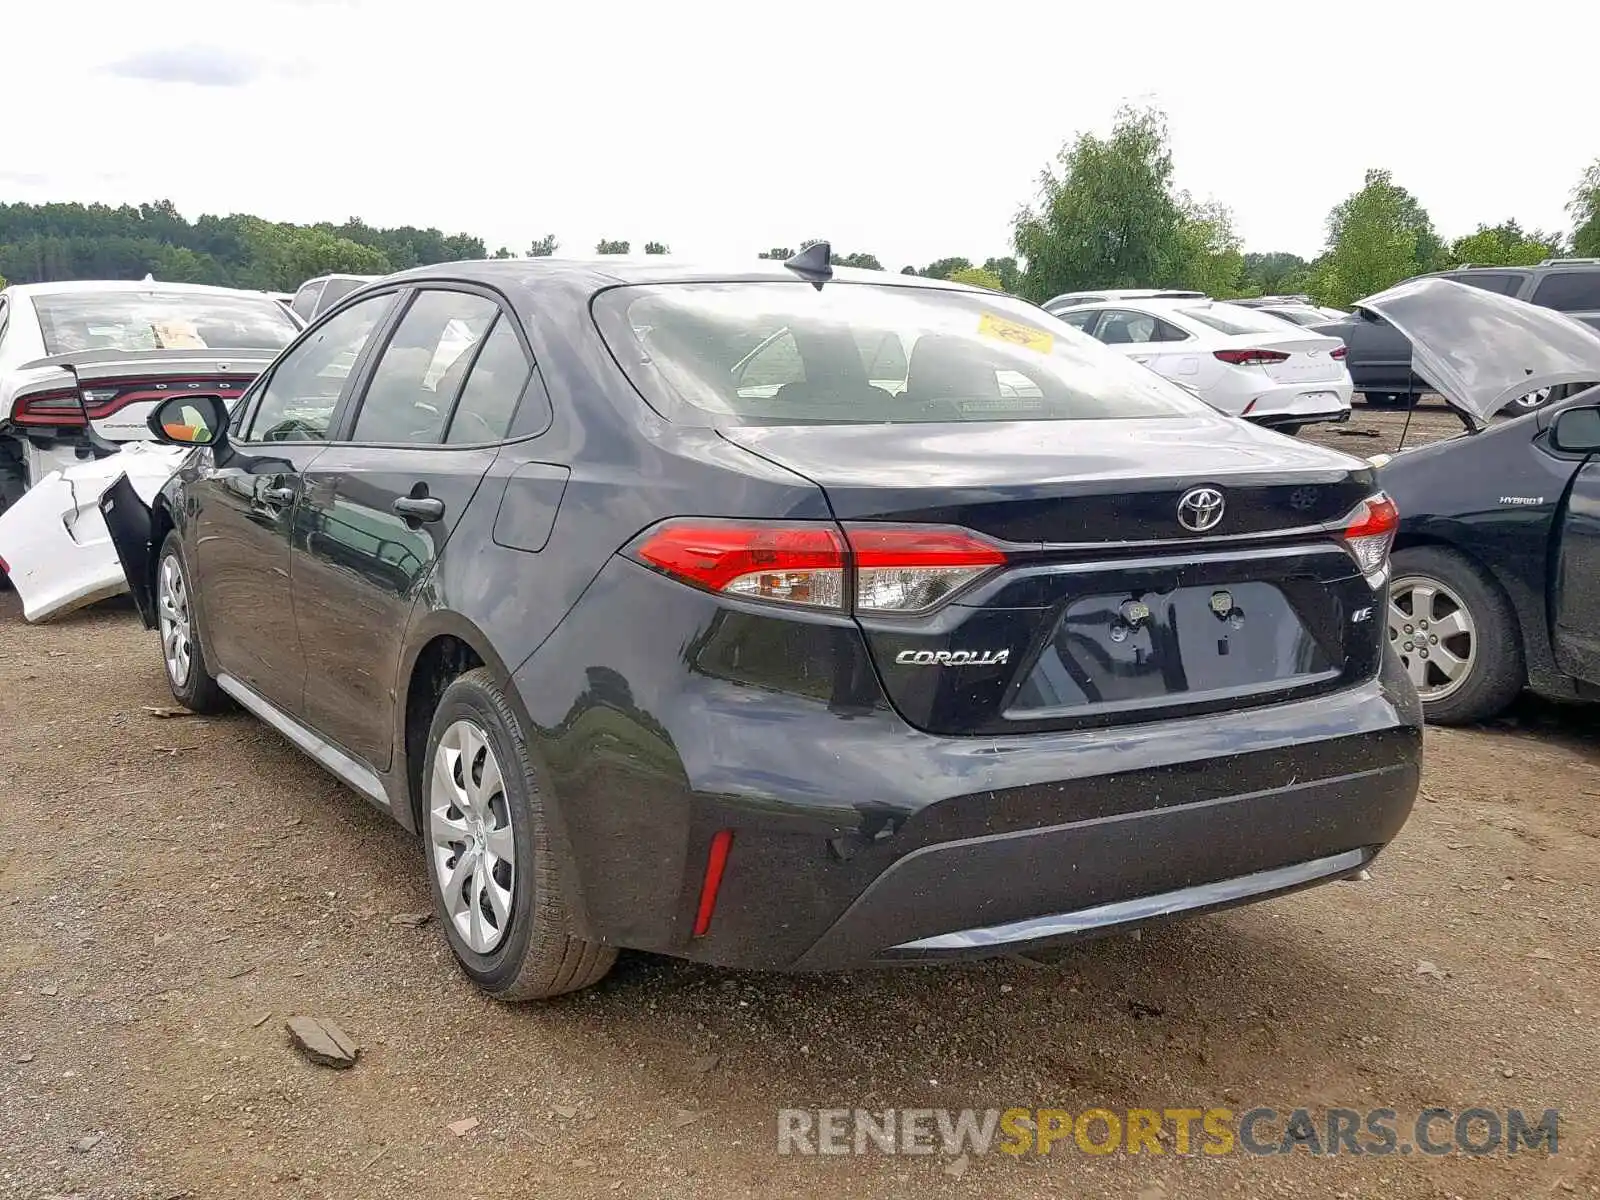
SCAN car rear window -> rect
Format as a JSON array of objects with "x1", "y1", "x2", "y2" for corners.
[
  {"x1": 592, "y1": 282, "x2": 1204, "y2": 425},
  {"x1": 33, "y1": 290, "x2": 301, "y2": 356},
  {"x1": 1263, "y1": 306, "x2": 1327, "y2": 327},
  {"x1": 1179, "y1": 304, "x2": 1303, "y2": 336}
]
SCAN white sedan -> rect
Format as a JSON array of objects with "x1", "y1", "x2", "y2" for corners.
[{"x1": 1052, "y1": 298, "x2": 1353, "y2": 430}]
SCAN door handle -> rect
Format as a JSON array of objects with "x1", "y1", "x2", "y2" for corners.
[
  {"x1": 393, "y1": 496, "x2": 445, "y2": 522},
  {"x1": 262, "y1": 485, "x2": 296, "y2": 505}
]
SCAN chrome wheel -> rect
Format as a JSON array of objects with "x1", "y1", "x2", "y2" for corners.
[
  {"x1": 428, "y1": 719, "x2": 515, "y2": 954},
  {"x1": 157, "y1": 553, "x2": 192, "y2": 687},
  {"x1": 1389, "y1": 575, "x2": 1477, "y2": 700}
]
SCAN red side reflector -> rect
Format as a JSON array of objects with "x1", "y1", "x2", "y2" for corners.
[{"x1": 692, "y1": 830, "x2": 735, "y2": 937}]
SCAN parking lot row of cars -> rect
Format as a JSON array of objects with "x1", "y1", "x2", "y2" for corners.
[{"x1": 0, "y1": 250, "x2": 1595, "y2": 1004}]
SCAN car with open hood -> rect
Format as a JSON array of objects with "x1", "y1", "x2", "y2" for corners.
[
  {"x1": 96, "y1": 248, "x2": 1419, "y2": 999},
  {"x1": 1358, "y1": 277, "x2": 1600, "y2": 722}
]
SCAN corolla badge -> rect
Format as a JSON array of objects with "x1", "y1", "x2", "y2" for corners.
[
  {"x1": 895, "y1": 649, "x2": 1011, "y2": 667},
  {"x1": 1176, "y1": 486, "x2": 1225, "y2": 533}
]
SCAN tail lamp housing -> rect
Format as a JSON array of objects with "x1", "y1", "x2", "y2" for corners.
[
  {"x1": 628, "y1": 520, "x2": 1007, "y2": 615},
  {"x1": 1342, "y1": 492, "x2": 1399, "y2": 586}
]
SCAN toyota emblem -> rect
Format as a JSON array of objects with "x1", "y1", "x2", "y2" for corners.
[{"x1": 1177, "y1": 486, "x2": 1225, "y2": 533}]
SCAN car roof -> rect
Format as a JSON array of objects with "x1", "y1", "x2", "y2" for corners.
[
  {"x1": 377, "y1": 258, "x2": 993, "y2": 295},
  {"x1": 2, "y1": 279, "x2": 287, "y2": 300},
  {"x1": 1049, "y1": 296, "x2": 1225, "y2": 311}
]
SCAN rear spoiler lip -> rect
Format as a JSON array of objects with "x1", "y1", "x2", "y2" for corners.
[{"x1": 17, "y1": 347, "x2": 279, "y2": 373}]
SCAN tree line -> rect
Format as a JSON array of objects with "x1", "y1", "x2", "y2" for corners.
[{"x1": 3, "y1": 108, "x2": 1599, "y2": 306}]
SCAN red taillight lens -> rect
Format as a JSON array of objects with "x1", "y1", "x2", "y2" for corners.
[
  {"x1": 628, "y1": 520, "x2": 1008, "y2": 613},
  {"x1": 1330, "y1": 346, "x2": 1348, "y2": 360},
  {"x1": 1343, "y1": 493, "x2": 1399, "y2": 581},
  {"x1": 632, "y1": 520, "x2": 847, "y2": 608},
  {"x1": 846, "y1": 525, "x2": 1006, "y2": 613},
  {"x1": 12, "y1": 391, "x2": 87, "y2": 427},
  {"x1": 1214, "y1": 348, "x2": 1291, "y2": 366}
]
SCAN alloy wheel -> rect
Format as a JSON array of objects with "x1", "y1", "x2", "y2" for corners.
[
  {"x1": 429, "y1": 719, "x2": 515, "y2": 954},
  {"x1": 1511, "y1": 388, "x2": 1551, "y2": 412},
  {"x1": 157, "y1": 554, "x2": 192, "y2": 687},
  {"x1": 1388, "y1": 575, "x2": 1477, "y2": 700}
]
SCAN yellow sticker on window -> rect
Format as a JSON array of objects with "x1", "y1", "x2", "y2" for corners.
[
  {"x1": 152, "y1": 320, "x2": 206, "y2": 350},
  {"x1": 977, "y1": 313, "x2": 1054, "y2": 355}
]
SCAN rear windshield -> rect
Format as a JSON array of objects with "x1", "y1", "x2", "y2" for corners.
[
  {"x1": 1179, "y1": 304, "x2": 1303, "y2": 336},
  {"x1": 34, "y1": 290, "x2": 301, "y2": 356},
  {"x1": 593, "y1": 282, "x2": 1206, "y2": 425},
  {"x1": 1263, "y1": 306, "x2": 1327, "y2": 327}
]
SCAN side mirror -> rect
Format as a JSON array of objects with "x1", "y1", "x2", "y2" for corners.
[
  {"x1": 147, "y1": 393, "x2": 230, "y2": 449},
  {"x1": 1550, "y1": 405, "x2": 1600, "y2": 455}
]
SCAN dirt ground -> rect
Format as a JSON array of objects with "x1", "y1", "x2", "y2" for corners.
[{"x1": 4, "y1": 396, "x2": 1598, "y2": 1200}]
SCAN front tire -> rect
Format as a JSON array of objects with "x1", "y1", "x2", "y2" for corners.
[
  {"x1": 156, "y1": 532, "x2": 228, "y2": 713},
  {"x1": 1388, "y1": 546, "x2": 1524, "y2": 724},
  {"x1": 422, "y1": 667, "x2": 616, "y2": 1000}
]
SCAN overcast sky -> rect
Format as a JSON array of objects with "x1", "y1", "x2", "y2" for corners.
[{"x1": 6, "y1": 0, "x2": 1598, "y2": 268}]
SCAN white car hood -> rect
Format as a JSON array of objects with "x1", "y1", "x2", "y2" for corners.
[
  {"x1": 0, "y1": 443, "x2": 186, "y2": 621},
  {"x1": 1358, "y1": 277, "x2": 1600, "y2": 426}
]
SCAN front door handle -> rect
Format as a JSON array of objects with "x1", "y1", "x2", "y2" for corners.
[
  {"x1": 262, "y1": 485, "x2": 296, "y2": 505},
  {"x1": 393, "y1": 496, "x2": 445, "y2": 522}
]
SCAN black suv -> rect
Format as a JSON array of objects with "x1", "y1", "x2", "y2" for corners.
[
  {"x1": 99, "y1": 256, "x2": 1421, "y2": 1000},
  {"x1": 1316, "y1": 259, "x2": 1600, "y2": 410}
]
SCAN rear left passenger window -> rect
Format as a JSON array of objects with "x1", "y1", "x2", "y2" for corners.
[
  {"x1": 1532, "y1": 272, "x2": 1600, "y2": 312},
  {"x1": 445, "y1": 316, "x2": 533, "y2": 443}
]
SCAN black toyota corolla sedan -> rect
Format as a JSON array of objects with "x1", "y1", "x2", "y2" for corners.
[
  {"x1": 1353, "y1": 277, "x2": 1600, "y2": 724},
  {"x1": 99, "y1": 249, "x2": 1421, "y2": 999}
]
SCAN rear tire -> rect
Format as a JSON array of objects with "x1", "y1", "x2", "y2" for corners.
[
  {"x1": 1388, "y1": 546, "x2": 1524, "y2": 724},
  {"x1": 421, "y1": 667, "x2": 616, "y2": 1000},
  {"x1": 156, "y1": 532, "x2": 228, "y2": 713}
]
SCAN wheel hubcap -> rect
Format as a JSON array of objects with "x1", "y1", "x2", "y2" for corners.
[
  {"x1": 428, "y1": 720, "x2": 514, "y2": 954},
  {"x1": 157, "y1": 554, "x2": 192, "y2": 687},
  {"x1": 1388, "y1": 575, "x2": 1477, "y2": 700}
]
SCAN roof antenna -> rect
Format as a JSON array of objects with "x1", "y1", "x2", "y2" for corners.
[{"x1": 783, "y1": 241, "x2": 832, "y2": 288}]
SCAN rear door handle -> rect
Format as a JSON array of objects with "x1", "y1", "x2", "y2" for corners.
[{"x1": 393, "y1": 496, "x2": 445, "y2": 522}]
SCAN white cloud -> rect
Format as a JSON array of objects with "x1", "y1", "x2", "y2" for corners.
[{"x1": 6, "y1": 0, "x2": 1599, "y2": 267}]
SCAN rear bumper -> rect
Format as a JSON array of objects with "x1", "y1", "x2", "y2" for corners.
[
  {"x1": 1242, "y1": 381, "x2": 1354, "y2": 425},
  {"x1": 514, "y1": 562, "x2": 1423, "y2": 972}
]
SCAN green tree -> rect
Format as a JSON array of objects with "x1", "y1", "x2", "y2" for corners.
[
  {"x1": 527, "y1": 234, "x2": 558, "y2": 257},
  {"x1": 1567, "y1": 160, "x2": 1600, "y2": 257},
  {"x1": 643, "y1": 241, "x2": 669, "y2": 255},
  {"x1": 1238, "y1": 251, "x2": 1310, "y2": 296},
  {"x1": 982, "y1": 256, "x2": 1020, "y2": 292},
  {"x1": 1446, "y1": 220, "x2": 1560, "y2": 267},
  {"x1": 949, "y1": 265, "x2": 1004, "y2": 290},
  {"x1": 833, "y1": 251, "x2": 883, "y2": 270},
  {"x1": 1310, "y1": 169, "x2": 1441, "y2": 308},
  {"x1": 1012, "y1": 105, "x2": 1185, "y2": 302},
  {"x1": 918, "y1": 256, "x2": 973, "y2": 280},
  {"x1": 1168, "y1": 198, "x2": 1243, "y2": 296},
  {"x1": 490, "y1": 246, "x2": 515, "y2": 259},
  {"x1": 595, "y1": 239, "x2": 630, "y2": 254}
]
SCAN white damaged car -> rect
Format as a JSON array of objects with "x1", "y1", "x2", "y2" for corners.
[{"x1": 0, "y1": 442, "x2": 188, "y2": 620}]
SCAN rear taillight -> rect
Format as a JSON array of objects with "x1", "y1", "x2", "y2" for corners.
[
  {"x1": 1214, "y1": 349, "x2": 1290, "y2": 366},
  {"x1": 1329, "y1": 346, "x2": 1348, "y2": 360},
  {"x1": 847, "y1": 525, "x2": 1007, "y2": 614},
  {"x1": 628, "y1": 520, "x2": 1007, "y2": 614},
  {"x1": 631, "y1": 521, "x2": 846, "y2": 609},
  {"x1": 1342, "y1": 493, "x2": 1398, "y2": 585},
  {"x1": 11, "y1": 390, "x2": 87, "y2": 427}
]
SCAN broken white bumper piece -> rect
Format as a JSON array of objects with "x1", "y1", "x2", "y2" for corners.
[{"x1": 0, "y1": 444, "x2": 185, "y2": 622}]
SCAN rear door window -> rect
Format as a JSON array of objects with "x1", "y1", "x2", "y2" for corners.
[
  {"x1": 1095, "y1": 309, "x2": 1189, "y2": 344},
  {"x1": 445, "y1": 315, "x2": 535, "y2": 443},
  {"x1": 349, "y1": 290, "x2": 499, "y2": 445},
  {"x1": 1442, "y1": 272, "x2": 1525, "y2": 296},
  {"x1": 1532, "y1": 271, "x2": 1600, "y2": 312}
]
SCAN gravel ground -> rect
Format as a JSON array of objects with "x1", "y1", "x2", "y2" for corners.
[{"x1": 3, "y1": 395, "x2": 1597, "y2": 1199}]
